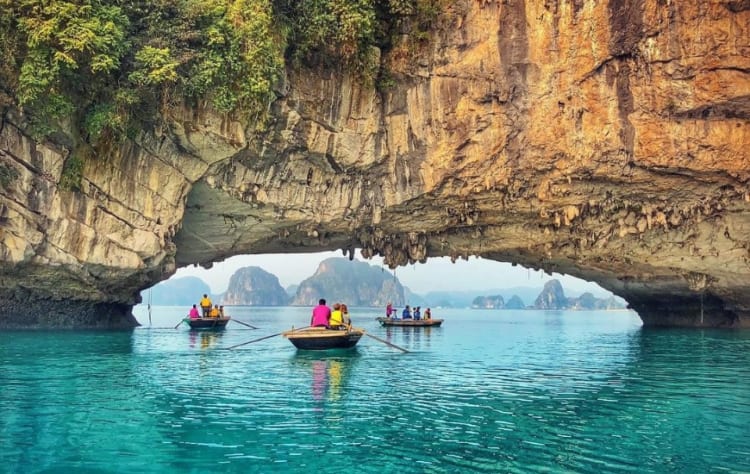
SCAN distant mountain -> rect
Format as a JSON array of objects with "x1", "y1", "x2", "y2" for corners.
[
  {"x1": 141, "y1": 277, "x2": 212, "y2": 306},
  {"x1": 534, "y1": 280, "x2": 568, "y2": 309},
  {"x1": 291, "y1": 258, "x2": 405, "y2": 306},
  {"x1": 495, "y1": 286, "x2": 550, "y2": 305},
  {"x1": 601, "y1": 296, "x2": 628, "y2": 310},
  {"x1": 222, "y1": 267, "x2": 290, "y2": 306},
  {"x1": 501, "y1": 285, "x2": 613, "y2": 302},
  {"x1": 420, "y1": 290, "x2": 479, "y2": 308},
  {"x1": 572, "y1": 292, "x2": 599, "y2": 310},
  {"x1": 152, "y1": 270, "x2": 625, "y2": 311},
  {"x1": 469, "y1": 280, "x2": 626, "y2": 310},
  {"x1": 570, "y1": 293, "x2": 627, "y2": 310},
  {"x1": 471, "y1": 295, "x2": 505, "y2": 309},
  {"x1": 533, "y1": 280, "x2": 627, "y2": 310},
  {"x1": 403, "y1": 287, "x2": 426, "y2": 307},
  {"x1": 505, "y1": 295, "x2": 526, "y2": 309},
  {"x1": 421, "y1": 287, "x2": 546, "y2": 308}
]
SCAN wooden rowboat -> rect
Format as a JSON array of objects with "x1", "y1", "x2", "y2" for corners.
[
  {"x1": 376, "y1": 317, "x2": 443, "y2": 327},
  {"x1": 185, "y1": 317, "x2": 231, "y2": 330},
  {"x1": 282, "y1": 327, "x2": 364, "y2": 350}
]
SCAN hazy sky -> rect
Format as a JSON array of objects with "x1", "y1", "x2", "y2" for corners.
[{"x1": 172, "y1": 250, "x2": 610, "y2": 296}]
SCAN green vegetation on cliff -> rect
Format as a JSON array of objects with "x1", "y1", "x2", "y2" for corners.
[
  {"x1": 0, "y1": 0, "x2": 284, "y2": 140},
  {"x1": 0, "y1": 0, "x2": 444, "y2": 144}
]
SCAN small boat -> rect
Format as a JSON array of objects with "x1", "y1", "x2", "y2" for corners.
[
  {"x1": 185, "y1": 317, "x2": 231, "y2": 330},
  {"x1": 376, "y1": 317, "x2": 443, "y2": 327},
  {"x1": 282, "y1": 327, "x2": 364, "y2": 350}
]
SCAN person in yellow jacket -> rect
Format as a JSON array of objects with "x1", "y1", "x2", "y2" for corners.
[
  {"x1": 209, "y1": 305, "x2": 220, "y2": 318},
  {"x1": 199, "y1": 294, "x2": 212, "y2": 317},
  {"x1": 329, "y1": 303, "x2": 344, "y2": 329}
]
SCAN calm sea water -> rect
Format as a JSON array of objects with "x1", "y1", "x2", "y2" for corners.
[{"x1": 2, "y1": 307, "x2": 749, "y2": 473}]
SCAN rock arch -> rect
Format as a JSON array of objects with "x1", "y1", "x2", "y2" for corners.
[{"x1": 1, "y1": 1, "x2": 748, "y2": 328}]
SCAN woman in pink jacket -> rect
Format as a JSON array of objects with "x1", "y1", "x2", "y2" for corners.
[{"x1": 310, "y1": 299, "x2": 331, "y2": 327}]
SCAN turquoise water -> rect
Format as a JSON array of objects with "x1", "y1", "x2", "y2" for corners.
[{"x1": 2, "y1": 307, "x2": 749, "y2": 473}]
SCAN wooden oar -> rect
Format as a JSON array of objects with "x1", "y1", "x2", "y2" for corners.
[
  {"x1": 232, "y1": 319, "x2": 258, "y2": 330},
  {"x1": 225, "y1": 325, "x2": 312, "y2": 350},
  {"x1": 225, "y1": 332, "x2": 281, "y2": 350},
  {"x1": 365, "y1": 332, "x2": 410, "y2": 353},
  {"x1": 174, "y1": 317, "x2": 187, "y2": 329}
]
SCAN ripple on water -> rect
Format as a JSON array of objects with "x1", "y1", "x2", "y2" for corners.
[{"x1": 2, "y1": 310, "x2": 750, "y2": 472}]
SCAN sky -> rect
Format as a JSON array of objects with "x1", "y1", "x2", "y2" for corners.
[{"x1": 171, "y1": 250, "x2": 611, "y2": 297}]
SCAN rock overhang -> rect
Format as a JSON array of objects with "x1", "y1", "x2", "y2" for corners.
[{"x1": 1, "y1": 1, "x2": 749, "y2": 328}]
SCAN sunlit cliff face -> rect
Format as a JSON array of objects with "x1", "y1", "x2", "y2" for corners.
[{"x1": 1, "y1": 1, "x2": 749, "y2": 328}]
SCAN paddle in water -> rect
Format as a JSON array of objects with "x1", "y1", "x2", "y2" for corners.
[
  {"x1": 226, "y1": 325, "x2": 312, "y2": 350},
  {"x1": 174, "y1": 318, "x2": 186, "y2": 329},
  {"x1": 365, "y1": 332, "x2": 410, "y2": 353},
  {"x1": 232, "y1": 319, "x2": 258, "y2": 330}
]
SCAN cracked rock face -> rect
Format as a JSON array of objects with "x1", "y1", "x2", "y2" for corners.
[{"x1": 1, "y1": 1, "x2": 749, "y2": 328}]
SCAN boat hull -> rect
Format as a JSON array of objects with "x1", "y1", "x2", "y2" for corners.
[
  {"x1": 376, "y1": 318, "x2": 443, "y2": 327},
  {"x1": 283, "y1": 327, "x2": 363, "y2": 350},
  {"x1": 186, "y1": 317, "x2": 230, "y2": 330}
]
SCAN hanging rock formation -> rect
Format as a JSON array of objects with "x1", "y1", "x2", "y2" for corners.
[{"x1": 0, "y1": 1, "x2": 748, "y2": 328}]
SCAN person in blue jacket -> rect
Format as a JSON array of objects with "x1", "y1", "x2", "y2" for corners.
[{"x1": 402, "y1": 305, "x2": 412, "y2": 319}]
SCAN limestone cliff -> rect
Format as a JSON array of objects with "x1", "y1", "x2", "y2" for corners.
[
  {"x1": 534, "y1": 280, "x2": 568, "y2": 310},
  {"x1": 222, "y1": 266, "x2": 289, "y2": 306},
  {"x1": 472, "y1": 295, "x2": 506, "y2": 309},
  {"x1": 1, "y1": 1, "x2": 749, "y2": 328},
  {"x1": 291, "y1": 257, "x2": 405, "y2": 307},
  {"x1": 505, "y1": 295, "x2": 526, "y2": 310}
]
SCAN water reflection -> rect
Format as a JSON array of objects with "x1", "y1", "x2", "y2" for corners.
[
  {"x1": 290, "y1": 351, "x2": 359, "y2": 412},
  {"x1": 309, "y1": 358, "x2": 347, "y2": 405},
  {"x1": 188, "y1": 330, "x2": 222, "y2": 350},
  {"x1": 312, "y1": 360, "x2": 327, "y2": 402},
  {"x1": 384, "y1": 325, "x2": 437, "y2": 351},
  {"x1": 327, "y1": 359, "x2": 343, "y2": 401}
]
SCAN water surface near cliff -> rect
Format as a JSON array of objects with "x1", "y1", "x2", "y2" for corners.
[{"x1": 2, "y1": 308, "x2": 749, "y2": 473}]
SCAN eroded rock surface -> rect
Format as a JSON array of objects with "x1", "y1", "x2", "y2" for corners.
[{"x1": 1, "y1": 1, "x2": 748, "y2": 327}]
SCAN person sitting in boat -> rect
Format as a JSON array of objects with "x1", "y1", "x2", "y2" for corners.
[
  {"x1": 413, "y1": 306, "x2": 421, "y2": 320},
  {"x1": 402, "y1": 305, "x2": 412, "y2": 319},
  {"x1": 424, "y1": 308, "x2": 432, "y2": 320},
  {"x1": 341, "y1": 303, "x2": 351, "y2": 328},
  {"x1": 188, "y1": 304, "x2": 200, "y2": 319},
  {"x1": 200, "y1": 294, "x2": 212, "y2": 317},
  {"x1": 311, "y1": 298, "x2": 331, "y2": 328},
  {"x1": 219, "y1": 305, "x2": 225, "y2": 318},
  {"x1": 330, "y1": 303, "x2": 344, "y2": 329},
  {"x1": 386, "y1": 302, "x2": 393, "y2": 318},
  {"x1": 209, "y1": 304, "x2": 220, "y2": 318}
]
